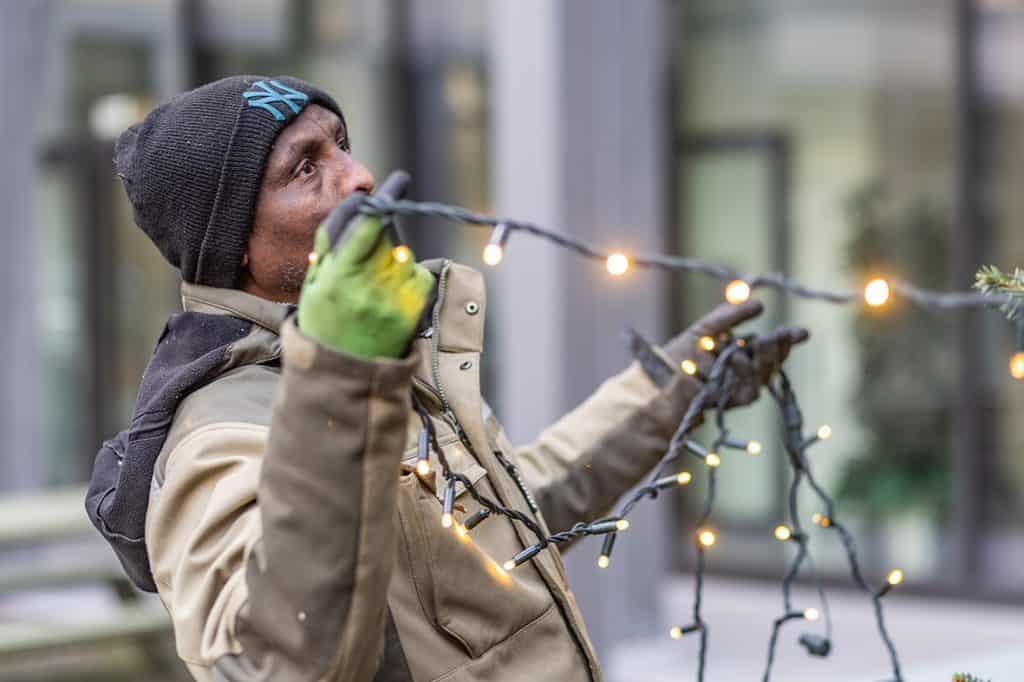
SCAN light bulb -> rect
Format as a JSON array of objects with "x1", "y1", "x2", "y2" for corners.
[
  {"x1": 490, "y1": 560, "x2": 510, "y2": 583},
  {"x1": 676, "y1": 471, "x2": 692, "y2": 485},
  {"x1": 699, "y1": 336, "x2": 716, "y2": 352},
  {"x1": 416, "y1": 459, "x2": 431, "y2": 477},
  {"x1": 725, "y1": 279, "x2": 751, "y2": 304},
  {"x1": 698, "y1": 529, "x2": 716, "y2": 547},
  {"x1": 864, "y1": 278, "x2": 890, "y2": 307},
  {"x1": 483, "y1": 243, "x2": 504, "y2": 266},
  {"x1": 746, "y1": 441, "x2": 763, "y2": 455},
  {"x1": 817, "y1": 425, "x2": 832, "y2": 441},
  {"x1": 803, "y1": 607, "x2": 820, "y2": 622},
  {"x1": 308, "y1": 251, "x2": 318, "y2": 265},
  {"x1": 484, "y1": 223, "x2": 510, "y2": 266},
  {"x1": 503, "y1": 560, "x2": 516, "y2": 571},
  {"x1": 681, "y1": 359, "x2": 698, "y2": 376},
  {"x1": 670, "y1": 626, "x2": 683, "y2": 640},
  {"x1": 441, "y1": 513, "x2": 453, "y2": 529},
  {"x1": 774, "y1": 525, "x2": 792, "y2": 541},
  {"x1": 393, "y1": 245, "x2": 413, "y2": 264},
  {"x1": 597, "y1": 555, "x2": 610, "y2": 569},
  {"x1": 606, "y1": 253, "x2": 630, "y2": 276},
  {"x1": 1010, "y1": 352, "x2": 1024, "y2": 380},
  {"x1": 705, "y1": 453, "x2": 721, "y2": 468},
  {"x1": 615, "y1": 519, "x2": 630, "y2": 531},
  {"x1": 887, "y1": 568, "x2": 904, "y2": 586}
]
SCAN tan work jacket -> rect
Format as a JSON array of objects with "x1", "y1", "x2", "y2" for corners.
[{"x1": 146, "y1": 260, "x2": 700, "y2": 682}]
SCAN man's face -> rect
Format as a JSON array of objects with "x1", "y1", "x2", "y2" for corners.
[{"x1": 242, "y1": 104, "x2": 374, "y2": 302}]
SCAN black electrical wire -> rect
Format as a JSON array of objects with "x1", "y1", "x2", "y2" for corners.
[
  {"x1": 359, "y1": 195, "x2": 1012, "y2": 311},
  {"x1": 381, "y1": 196, "x2": 907, "y2": 681}
]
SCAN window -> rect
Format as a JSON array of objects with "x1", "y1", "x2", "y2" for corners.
[{"x1": 675, "y1": 0, "x2": 1023, "y2": 596}]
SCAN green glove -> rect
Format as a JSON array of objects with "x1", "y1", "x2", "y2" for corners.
[{"x1": 297, "y1": 172, "x2": 434, "y2": 358}]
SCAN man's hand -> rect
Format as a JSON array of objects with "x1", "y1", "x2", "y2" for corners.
[
  {"x1": 297, "y1": 172, "x2": 435, "y2": 358},
  {"x1": 663, "y1": 300, "x2": 809, "y2": 407}
]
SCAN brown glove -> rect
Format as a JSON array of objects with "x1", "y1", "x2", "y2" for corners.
[{"x1": 662, "y1": 300, "x2": 809, "y2": 407}]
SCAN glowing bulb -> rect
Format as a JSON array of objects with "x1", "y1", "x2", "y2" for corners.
[
  {"x1": 774, "y1": 525, "x2": 792, "y2": 541},
  {"x1": 725, "y1": 279, "x2": 751, "y2": 304},
  {"x1": 698, "y1": 529, "x2": 717, "y2": 547},
  {"x1": 606, "y1": 253, "x2": 630, "y2": 276},
  {"x1": 887, "y1": 569, "x2": 904, "y2": 586},
  {"x1": 746, "y1": 441, "x2": 763, "y2": 455},
  {"x1": 597, "y1": 555, "x2": 610, "y2": 569},
  {"x1": 615, "y1": 519, "x2": 630, "y2": 531},
  {"x1": 308, "y1": 251, "x2": 318, "y2": 265},
  {"x1": 705, "y1": 453, "x2": 721, "y2": 468},
  {"x1": 441, "y1": 513, "x2": 453, "y2": 529},
  {"x1": 817, "y1": 425, "x2": 832, "y2": 441},
  {"x1": 681, "y1": 359, "x2": 698, "y2": 376},
  {"x1": 864, "y1": 278, "x2": 891, "y2": 307},
  {"x1": 820, "y1": 516, "x2": 832, "y2": 528},
  {"x1": 1010, "y1": 352, "x2": 1024, "y2": 380},
  {"x1": 416, "y1": 459, "x2": 431, "y2": 477},
  {"x1": 392, "y1": 245, "x2": 412, "y2": 264},
  {"x1": 676, "y1": 471, "x2": 692, "y2": 485},
  {"x1": 490, "y1": 561, "x2": 510, "y2": 584},
  {"x1": 699, "y1": 336, "x2": 716, "y2": 352},
  {"x1": 503, "y1": 560, "x2": 516, "y2": 571},
  {"x1": 455, "y1": 524, "x2": 470, "y2": 542},
  {"x1": 803, "y1": 608, "x2": 820, "y2": 622},
  {"x1": 483, "y1": 243, "x2": 504, "y2": 266},
  {"x1": 812, "y1": 513, "x2": 823, "y2": 525},
  {"x1": 670, "y1": 626, "x2": 683, "y2": 640}
]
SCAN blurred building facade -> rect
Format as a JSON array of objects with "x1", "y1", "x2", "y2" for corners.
[{"x1": 2, "y1": 0, "x2": 1023, "y2": 674}]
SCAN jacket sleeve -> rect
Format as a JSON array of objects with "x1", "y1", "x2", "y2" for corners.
[
  {"x1": 146, "y1": 319, "x2": 417, "y2": 682},
  {"x1": 509, "y1": 355, "x2": 702, "y2": 536}
]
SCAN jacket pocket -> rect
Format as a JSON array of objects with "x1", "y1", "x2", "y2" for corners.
[{"x1": 396, "y1": 443, "x2": 552, "y2": 660}]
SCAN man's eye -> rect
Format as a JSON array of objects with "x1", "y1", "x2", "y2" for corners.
[
  {"x1": 337, "y1": 137, "x2": 350, "y2": 152},
  {"x1": 298, "y1": 158, "x2": 316, "y2": 176}
]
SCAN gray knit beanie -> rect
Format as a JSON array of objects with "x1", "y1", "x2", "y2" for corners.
[{"x1": 114, "y1": 75, "x2": 345, "y2": 288}]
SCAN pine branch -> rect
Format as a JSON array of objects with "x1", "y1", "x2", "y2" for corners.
[{"x1": 974, "y1": 264, "x2": 1024, "y2": 319}]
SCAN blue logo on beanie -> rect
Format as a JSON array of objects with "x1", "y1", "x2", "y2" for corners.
[{"x1": 243, "y1": 80, "x2": 309, "y2": 121}]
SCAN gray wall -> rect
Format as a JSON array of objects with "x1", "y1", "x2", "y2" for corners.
[{"x1": 0, "y1": 2, "x2": 43, "y2": 491}]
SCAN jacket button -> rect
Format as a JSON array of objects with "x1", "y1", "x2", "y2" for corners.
[
  {"x1": 465, "y1": 302, "x2": 479, "y2": 315},
  {"x1": 460, "y1": 360, "x2": 473, "y2": 370}
]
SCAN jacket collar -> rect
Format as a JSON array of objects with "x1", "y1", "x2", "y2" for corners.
[
  {"x1": 420, "y1": 259, "x2": 486, "y2": 354},
  {"x1": 179, "y1": 260, "x2": 485, "y2": 353},
  {"x1": 180, "y1": 281, "x2": 292, "y2": 333}
]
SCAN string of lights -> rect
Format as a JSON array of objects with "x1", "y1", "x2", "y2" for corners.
[
  {"x1": 603, "y1": 336, "x2": 904, "y2": 682},
  {"x1": 359, "y1": 195, "x2": 1016, "y2": 313},
  {"x1": 408, "y1": 325, "x2": 906, "y2": 680},
  {"x1": 409, "y1": 392, "x2": 627, "y2": 574},
  {"x1": 763, "y1": 372, "x2": 903, "y2": 681},
  {"x1": 365, "y1": 193, "x2": 912, "y2": 679}
]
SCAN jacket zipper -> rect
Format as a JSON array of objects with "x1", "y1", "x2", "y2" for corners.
[
  {"x1": 427, "y1": 261, "x2": 472, "y2": 441},
  {"x1": 423, "y1": 263, "x2": 537, "y2": 516},
  {"x1": 494, "y1": 450, "x2": 540, "y2": 515},
  {"x1": 430, "y1": 261, "x2": 454, "y2": 416}
]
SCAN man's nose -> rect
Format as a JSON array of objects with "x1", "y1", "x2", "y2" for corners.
[{"x1": 338, "y1": 156, "x2": 375, "y2": 199}]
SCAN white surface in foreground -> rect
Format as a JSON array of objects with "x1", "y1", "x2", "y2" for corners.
[{"x1": 607, "y1": 575, "x2": 1024, "y2": 682}]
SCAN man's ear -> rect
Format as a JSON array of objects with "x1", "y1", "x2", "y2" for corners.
[{"x1": 242, "y1": 252, "x2": 250, "y2": 267}]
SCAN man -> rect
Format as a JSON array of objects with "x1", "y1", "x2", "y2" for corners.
[{"x1": 86, "y1": 75, "x2": 807, "y2": 681}]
